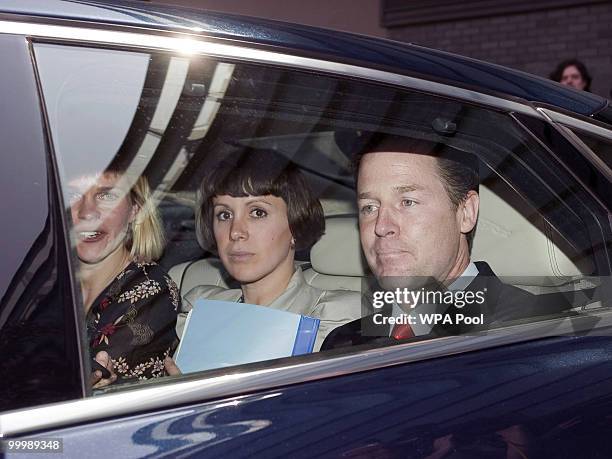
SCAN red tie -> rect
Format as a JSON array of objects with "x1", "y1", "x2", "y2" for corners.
[{"x1": 391, "y1": 323, "x2": 415, "y2": 340}]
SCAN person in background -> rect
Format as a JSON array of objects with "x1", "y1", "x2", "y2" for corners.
[
  {"x1": 550, "y1": 58, "x2": 592, "y2": 92},
  {"x1": 68, "y1": 167, "x2": 179, "y2": 387}
]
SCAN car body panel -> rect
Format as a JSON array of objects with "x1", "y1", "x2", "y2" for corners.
[{"x1": 12, "y1": 336, "x2": 612, "y2": 458}]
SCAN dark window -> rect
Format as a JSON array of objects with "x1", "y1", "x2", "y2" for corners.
[{"x1": 570, "y1": 127, "x2": 612, "y2": 171}]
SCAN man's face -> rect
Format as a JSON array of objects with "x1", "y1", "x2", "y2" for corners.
[
  {"x1": 560, "y1": 65, "x2": 587, "y2": 90},
  {"x1": 357, "y1": 152, "x2": 478, "y2": 285}
]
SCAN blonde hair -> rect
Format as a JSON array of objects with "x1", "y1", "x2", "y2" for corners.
[{"x1": 126, "y1": 176, "x2": 165, "y2": 262}]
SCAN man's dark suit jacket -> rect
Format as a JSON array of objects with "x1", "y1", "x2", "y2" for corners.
[{"x1": 321, "y1": 261, "x2": 572, "y2": 351}]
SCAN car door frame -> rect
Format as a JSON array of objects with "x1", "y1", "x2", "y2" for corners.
[{"x1": 1, "y1": 16, "x2": 611, "y2": 439}]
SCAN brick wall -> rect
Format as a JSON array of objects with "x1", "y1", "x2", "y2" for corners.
[
  {"x1": 155, "y1": 0, "x2": 386, "y2": 38},
  {"x1": 387, "y1": 2, "x2": 612, "y2": 99}
]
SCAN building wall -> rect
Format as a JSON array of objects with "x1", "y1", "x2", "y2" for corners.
[
  {"x1": 155, "y1": 0, "x2": 386, "y2": 38},
  {"x1": 385, "y1": 2, "x2": 612, "y2": 99},
  {"x1": 153, "y1": 0, "x2": 611, "y2": 99}
]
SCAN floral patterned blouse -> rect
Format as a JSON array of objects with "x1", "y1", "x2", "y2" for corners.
[{"x1": 86, "y1": 261, "x2": 180, "y2": 381}]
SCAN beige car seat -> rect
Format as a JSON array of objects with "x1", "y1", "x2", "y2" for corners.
[{"x1": 473, "y1": 181, "x2": 594, "y2": 293}]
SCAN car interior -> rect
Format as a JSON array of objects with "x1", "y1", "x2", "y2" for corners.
[
  {"x1": 162, "y1": 137, "x2": 603, "y2": 333},
  {"x1": 34, "y1": 43, "x2": 608, "y2": 365},
  {"x1": 167, "y1": 179, "x2": 595, "y2": 297}
]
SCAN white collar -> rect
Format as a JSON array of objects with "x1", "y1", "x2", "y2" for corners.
[{"x1": 447, "y1": 262, "x2": 479, "y2": 291}]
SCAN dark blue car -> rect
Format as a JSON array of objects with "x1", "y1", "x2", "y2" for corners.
[{"x1": 1, "y1": 1, "x2": 611, "y2": 457}]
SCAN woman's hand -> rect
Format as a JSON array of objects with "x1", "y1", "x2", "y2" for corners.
[
  {"x1": 90, "y1": 351, "x2": 118, "y2": 388},
  {"x1": 164, "y1": 356, "x2": 182, "y2": 376}
]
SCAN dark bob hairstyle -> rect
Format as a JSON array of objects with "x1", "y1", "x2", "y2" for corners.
[{"x1": 197, "y1": 147, "x2": 325, "y2": 252}]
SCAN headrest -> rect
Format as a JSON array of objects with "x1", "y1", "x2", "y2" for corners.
[
  {"x1": 310, "y1": 216, "x2": 369, "y2": 277},
  {"x1": 472, "y1": 186, "x2": 592, "y2": 286}
]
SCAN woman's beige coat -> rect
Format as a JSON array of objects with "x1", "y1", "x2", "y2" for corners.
[{"x1": 176, "y1": 268, "x2": 361, "y2": 351}]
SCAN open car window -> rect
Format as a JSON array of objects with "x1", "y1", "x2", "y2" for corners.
[{"x1": 33, "y1": 42, "x2": 611, "y2": 393}]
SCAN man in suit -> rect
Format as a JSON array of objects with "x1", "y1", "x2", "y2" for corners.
[{"x1": 322, "y1": 136, "x2": 567, "y2": 350}]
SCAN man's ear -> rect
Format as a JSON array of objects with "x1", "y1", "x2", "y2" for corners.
[{"x1": 459, "y1": 190, "x2": 479, "y2": 234}]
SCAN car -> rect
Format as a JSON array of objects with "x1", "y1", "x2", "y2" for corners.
[{"x1": 1, "y1": 0, "x2": 611, "y2": 457}]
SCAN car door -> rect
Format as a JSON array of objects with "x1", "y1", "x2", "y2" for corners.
[{"x1": 1, "y1": 19, "x2": 611, "y2": 459}]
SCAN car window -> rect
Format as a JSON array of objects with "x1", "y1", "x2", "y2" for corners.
[
  {"x1": 32, "y1": 42, "x2": 610, "y2": 394},
  {"x1": 569, "y1": 127, "x2": 612, "y2": 170}
]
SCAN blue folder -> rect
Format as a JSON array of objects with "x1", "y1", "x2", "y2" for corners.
[{"x1": 174, "y1": 299, "x2": 320, "y2": 374}]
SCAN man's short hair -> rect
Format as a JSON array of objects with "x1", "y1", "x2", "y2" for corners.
[
  {"x1": 197, "y1": 147, "x2": 325, "y2": 252},
  {"x1": 352, "y1": 135, "x2": 479, "y2": 250}
]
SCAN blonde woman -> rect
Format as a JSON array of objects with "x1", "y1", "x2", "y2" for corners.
[{"x1": 67, "y1": 169, "x2": 179, "y2": 384}]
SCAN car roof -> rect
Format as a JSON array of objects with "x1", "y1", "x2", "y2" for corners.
[{"x1": 2, "y1": 0, "x2": 608, "y2": 117}]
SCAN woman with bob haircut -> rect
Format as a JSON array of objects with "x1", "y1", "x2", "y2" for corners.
[
  {"x1": 68, "y1": 166, "x2": 179, "y2": 386},
  {"x1": 170, "y1": 148, "x2": 360, "y2": 365}
]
